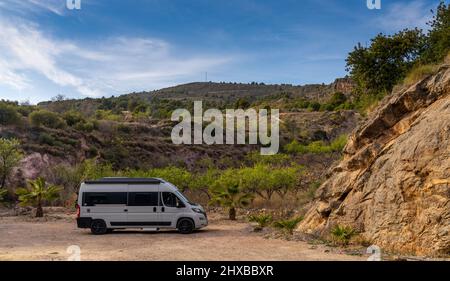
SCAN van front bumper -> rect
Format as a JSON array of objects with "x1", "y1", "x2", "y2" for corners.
[
  {"x1": 77, "y1": 217, "x2": 92, "y2": 228},
  {"x1": 196, "y1": 214, "x2": 208, "y2": 228}
]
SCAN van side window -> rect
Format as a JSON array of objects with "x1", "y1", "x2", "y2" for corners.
[
  {"x1": 162, "y1": 192, "x2": 185, "y2": 208},
  {"x1": 128, "y1": 192, "x2": 158, "y2": 206},
  {"x1": 82, "y1": 192, "x2": 127, "y2": 206}
]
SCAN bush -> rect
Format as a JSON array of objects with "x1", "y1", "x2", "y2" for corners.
[
  {"x1": 248, "y1": 213, "x2": 273, "y2": 231},
  {"x1": 0, "y1": 103, "x2": 20, "y2": 125},
  {"x1": 74, "y1": 120, "x2": 96, "y2": 132},
  {"x1": 284, "y1": 135, "x2": 347, "y2": 155},
  {"x1": 29, "y1": 110, "x2": 66, "y2": 129},
  {"x1": 273, "y1": 217, "x2": 303, "y2": 235},
  {"x1": 307, "y1": 102, "x2": 321, "y2": 112},
  {"x1": 329, "y1": 92, "x2": 347, "y2": 106},
  {"x1": 95, "y1": 110, "x2": 122, "y2": 122},
  {"x1": 63, "y1": 111, "x2": 85, "y2": 126},
  {"x1": 329, "y1": 134, "x2": 348, "y2": 152},
  {"x1": 38, "y1": 133, "x2": 56, "y2": 146},
  {"x1": 330, "y1": 225, "x2": 356, "y2": 246}
]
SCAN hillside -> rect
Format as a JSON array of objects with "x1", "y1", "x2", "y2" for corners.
[
  {"x1": 39, "y1": 78, "x2": 354, "y2": 116},
  {"x1": 297, "y1": 65, "x2": 450, "y2": 256}
]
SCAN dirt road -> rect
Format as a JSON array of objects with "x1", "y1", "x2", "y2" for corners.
[{"x1": 0, "y1": 213, "x2": 365, "y2": 261}]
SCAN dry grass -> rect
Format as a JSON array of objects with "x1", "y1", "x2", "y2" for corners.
[{"x1": 403, "y1": 64, "x2": 440, "y2": 86}]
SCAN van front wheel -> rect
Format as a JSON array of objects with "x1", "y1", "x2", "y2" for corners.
[
  {"x1": 177, "y1": 218, "x2": 195, "y2": 234},
  {"x1": 90, "y1": 219, "x2": 108, "y2": 235}
]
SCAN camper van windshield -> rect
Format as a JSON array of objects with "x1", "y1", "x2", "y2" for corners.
[{"x1": 175, "y1": 190, "x2": 196, "y2": 206}]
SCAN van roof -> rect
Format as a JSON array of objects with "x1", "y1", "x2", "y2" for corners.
[{"x1": 84, "y1": 177, "x2": 163, "y2": 185}]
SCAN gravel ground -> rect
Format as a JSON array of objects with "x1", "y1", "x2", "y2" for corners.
[{"x1": 0, "y1": 212, "x2": 365, "y2": 261}]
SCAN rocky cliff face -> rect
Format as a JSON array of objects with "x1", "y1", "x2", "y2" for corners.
[{"x1": 297, "y1": 66, "x2": 450, "y2": 256}]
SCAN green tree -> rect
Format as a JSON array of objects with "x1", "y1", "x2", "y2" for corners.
[
  {"x1": 346, "y1": 29, "x2": 425, "y2": 95},
  {"x1": 0, "y1": 138, "x2": 23, "y2": 189},
  {"x1": 421, "y1": 2, "x2": 450, "y2": 63},
  {"x1": 16, "y1": 177, "x2": 61, "y2": 218}
]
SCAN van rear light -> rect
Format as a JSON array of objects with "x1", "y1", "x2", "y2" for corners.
[{"x1": 76, "y1": 204, "x2": 80, "y2": 218}]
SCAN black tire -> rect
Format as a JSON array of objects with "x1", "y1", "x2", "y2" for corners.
[
  {"x1": 90, "y1": 219, "x2": 108, "y2": 235},
  {"x1": 177, "y1": 218, "x2": 195, "y2": 234}
]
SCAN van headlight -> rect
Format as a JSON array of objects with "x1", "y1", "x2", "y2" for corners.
[{"x1": 192, "y1": 208, "x2": 203, "y2": 214}]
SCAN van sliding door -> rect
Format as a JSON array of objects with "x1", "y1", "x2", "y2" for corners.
[{"x1": 126, "y1": 185, "x2": 160, "y2": 227}]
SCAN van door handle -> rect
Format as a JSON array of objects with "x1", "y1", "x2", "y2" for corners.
[
  {"x1": 153, "y1": 207, "x2": 157, "y2": 212},
  {"x1": 161, "y1": 207, "x2": 165, "y2": 212},
  {"x1": 124, "y1": 209, "x2": 128, "y2": 212}
]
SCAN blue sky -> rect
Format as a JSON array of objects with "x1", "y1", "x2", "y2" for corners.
[{"x1": 0, "y1": 0, "x2": 445, "y2": 104}]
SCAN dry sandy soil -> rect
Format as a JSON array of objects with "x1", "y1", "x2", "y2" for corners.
[{"x1": 0, "y1": 211, "x2": 365, "y2": 261}]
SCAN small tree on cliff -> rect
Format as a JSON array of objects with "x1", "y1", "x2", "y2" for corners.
[
  {"x1": 16, "y1": 177, "x2": 61, "y2": 217},
  {"x1": 0, "y1": 138, "x2": 23, "y2": 190}
]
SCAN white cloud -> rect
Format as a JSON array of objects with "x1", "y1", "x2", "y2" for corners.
[
  {"x1": 375, "y1": 0, "x2": 433, "y2": 32},
  {"x1": 0, "y1": 0, "x2": 66, "y2": 16},
  {"x1": 0, "y1": 17, "x2": 232, "y2": 99}
]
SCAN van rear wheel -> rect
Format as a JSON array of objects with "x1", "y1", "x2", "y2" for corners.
[
  {"x1": 177, "y1": 218, "x2": 194, "y2": 234},
  {"x1": 90, "y1": 219, "x2": 108, "y2": 235}
]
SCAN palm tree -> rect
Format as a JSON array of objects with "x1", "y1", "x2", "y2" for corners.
[
  {"x1": 16, "y1": 177, "x2": 61, "y2": 217},
  {"x1": 210, "y1": 184, "x2": 253, "y2": 220}
]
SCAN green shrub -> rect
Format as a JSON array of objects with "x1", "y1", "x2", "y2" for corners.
[
  {"x1": 95, "y1": 110, "x2": 122, "y2": 121},
  {"x1": 16, "y1": 105, "x2": 35, "y2": 117},
  {"x1": 330, "y1": 225, "x2": 356, "y2": 246},
  {"x1": 0, "y1": 103, "x2": 20, "y2": 125},
  {"x1": 74, "y1": 120, "x2": 96, "y2": 132},
  {"x1": 63, "y1": 111, "x2": 85, "y2": 126},
  {"x1": 273, "y1": 217, "x2": 303, "y2": 235},
  {"x1": 29, "y1": 110, "x2": 66, "y2": 129},
  {"x1": 307, "y1": 102, "x2": 321, "y2": 112},
  {"x1": 329, "y1": 92, "x2": 347, "y2": 106},
  {"x1": 329, "y1": 134, "x2": 348, "y2": 152},
  {"x1": 248, "y1": 213, "x2": 273, "y2": 230},
  {"x1": 38, "y1": 133, "x2": 56, "y2": 146},
  {"x1": 284, "y1": 135, "x2": 347, "y2": 155}
]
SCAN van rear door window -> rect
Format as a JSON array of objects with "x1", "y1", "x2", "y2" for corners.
[
  {"x1": 82, "y1": 192, "x2": 127, "y2": 206},
  {"x1": 128, "y1": 192, "x2": 159, "y2": 206}
]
